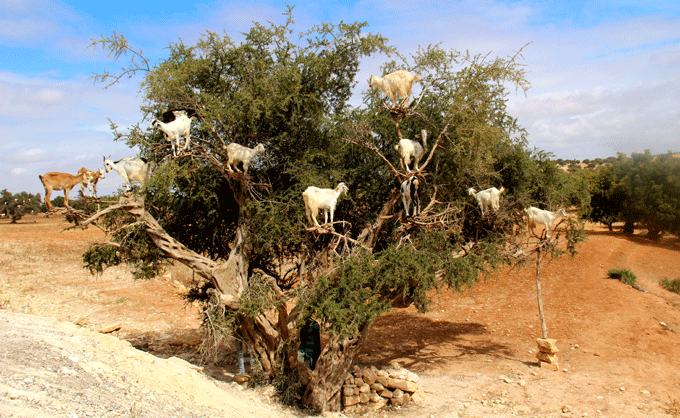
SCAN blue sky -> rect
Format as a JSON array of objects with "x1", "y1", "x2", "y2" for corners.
[{"x1": 1, "y1": 0, "x2": 678, "y2": 196}]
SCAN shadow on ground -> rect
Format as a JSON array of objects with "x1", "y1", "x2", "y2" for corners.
[{"x1": 359, "y1": 311, "x2": 513, "y2": 371}]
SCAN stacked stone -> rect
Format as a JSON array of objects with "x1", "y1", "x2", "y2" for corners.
[
  {"x1": 342, "y1": 363, "x2": 423, "y2": 413},
  {"x1": 536, "y1": 338, "x2": 559, "y2": 371}
]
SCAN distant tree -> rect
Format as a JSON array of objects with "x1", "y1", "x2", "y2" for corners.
[
  {"x1": 568, "y1": 161, "x2": 582, "y2": 173},
  {"x1": 615, "y1": 151, "x2": 680, "y2": 238},
  {"x1": 593, "y1": 158, "x2": 604, "y2": 165},
  {"x1": 584, "y1": 166, "x2": 626, "y2": 230},
  {"x1": 0, "y1": 190, "x2": 42, "y2": 223}
]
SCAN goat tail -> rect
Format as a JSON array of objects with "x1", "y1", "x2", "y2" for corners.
[
  {"x1": 499, "y1": 186, "x2": 505, "y2": 194},
  {"x1": 413, "y1": 74, "x2": 421, "y2": 83}
]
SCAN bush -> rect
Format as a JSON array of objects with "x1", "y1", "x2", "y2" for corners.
[
  {"x1": 660, "y1": 278, "x2": 680, "y2": 295},
  {"x1": 607, "y1": 268, "x2": 637, "y2": 285}
]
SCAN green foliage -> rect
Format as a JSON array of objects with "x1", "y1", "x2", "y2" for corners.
[
  {"x1": 1, "y1": 190, "x2": 42, "y2": 223},
  {"x1": 607, "y1": 268, "x2": 637, "y2": 285},
  {"x1": 660, "y1": 278, "x2": 680, "y2": 295},
  {"x1": 583, "y1": 165, "x2": 626, "y2": 230},
  {"x1": 300, "y1": 249, "x2": 391, "y2": 339},
  {"x1": 83, "y1": 244, "x2": 120, "y2": 275},
  {"x1": 238, "y1": 272, "x2": 282, "y2": 318},
  {"x1": 586, "y1": 151, "x2": 680, "y2": 237},
  {"x1": 86, "y1": 11, "x2": 590, "y2": 410}
]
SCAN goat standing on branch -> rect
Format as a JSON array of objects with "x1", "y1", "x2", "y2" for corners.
[
  {"x1": 39, "y1": 171, "x2": 89, "y2": 210},
  {"x1": 524, "y1": 206, "x2": 568, "y2": 238},
  {"x1": 148, "y1": 109, "x2": 196, "y2": 157},
  {"x1": 369, "y1": 70, "x2": 420, "y2": 108},
  {"x1": 225, "y1": 143, "x2": 265, "y2": 173},
  {"x1": 395, "y1": 130, "x2": 427, "y2": 172},
  {"x1": 77, "y1": 167, "x2": 105, "y2": 198},
  {"x1": 400, "y1": 176, "x2": 421, "y2": 217},
  {"x1": 103, "y1": 156, "x2": 151, "y2": 191},
  {"x1": 468, "y1": 186, "x2": 505, "y2": 215},
  {"x1": 302, "y1": 182, "x2": 349, "y2": 227}
]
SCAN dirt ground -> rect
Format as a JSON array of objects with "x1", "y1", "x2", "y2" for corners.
[{"x1": 1, "y1": 215, "x2": 679, "y2": 417}]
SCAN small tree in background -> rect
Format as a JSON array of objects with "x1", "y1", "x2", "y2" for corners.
[
  {"x1": 83, "y1": 10, "x2": 584, "y2": 412},
  {"x1": 0, "y1": 190, "x2": 42, "y2": 223},
  {"x1": 586, "y1": 151, "x2": 680, "y2": 237}
]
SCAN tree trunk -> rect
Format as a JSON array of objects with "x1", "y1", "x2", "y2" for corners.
[
  {"x1": 535, "y1": 247, "x2": 548, "y2": 339},
  {"x1": 357, "y1": 190, "x2": 400, "y2": 250},
  {"x1": 301, "y1": 327, "x2": 369, "y2": 412}
]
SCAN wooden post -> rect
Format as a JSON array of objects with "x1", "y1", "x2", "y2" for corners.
[{"x1": 535, "y1": 246, "x2": 547, "y2": 339}]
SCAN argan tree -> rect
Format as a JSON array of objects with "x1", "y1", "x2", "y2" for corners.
[
  {"x1": 0, "y1": 190, "x2": 42, "y2": 223},
  {"x1": 83, "y1": 11, "x2": 568, "y2": 412}
]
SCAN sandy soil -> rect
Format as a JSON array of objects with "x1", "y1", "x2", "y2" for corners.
[{"x1": 1, "y1": 215, "x2": 679, "y2": 417}]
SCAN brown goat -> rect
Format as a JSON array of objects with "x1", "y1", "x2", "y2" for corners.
[
  {"x1": 39, "y1": 171, "x2": 89, "y2": 210},
  {"x1": 77, "y1": 167, "x2": 105, "y2": 198}
]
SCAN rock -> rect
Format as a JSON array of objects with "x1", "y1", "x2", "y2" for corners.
[
  {"x1": 518, "y1": 379, "x2": 526, "y2": 387},
  {"x1": 74, "y1": 316, "x2": 88, "y2": 326},
  {"x1": 369, "y1": 392, "x2": 382, "y2": 403},
  {"x1": 354, "y1": 377, "x2": 364, "y2": 387},
  {"x1": 390, "y1": 389, "x2": 410, "y2": 406},
  {"x1": 370, "y1": 382, "x2": 385, "y2": 392},
  {"x1": 539, "y1": 360, "x2": 559, "y2": 371},
  {"x1": 358, "y1": 383, "x2": 370, "y2": 393},
  {"x1": 386, "y1": 377, "x2": 418, "y2": 392},
  {"x1": 499, "y1": 375, "x2": 513, "y2": 383},
  {"x1": 343, "y1": 404, "x2": 366, "y2": 414},
  {"x1": 379, "y1": 388, "x2": 393, "y2": 398},
  {"x1": 366, "y1": 397, "x2": 388, "y2": 411},
  {"x1": 362, "y1": 368, "x2": 377, "y2": 385},
  {"x1": 406, "y1": 371, "x2": 419, "y2": 382},
  {"x1": 343, "y1": 395, "x2": 360, "y2": 407},
  {"x1": 376, "y1": 374, "x2": 389, "y2": 387},
  {"x1": 536, "y1": 351, "x2": 559, "y2": 364},
  {"x1": 411, "y1": 389, "x2": 426, "y2": 402},
  {"x1": 98, "y1": 322, "x2": 122, "y2": 334},
  {"x1": 342, "y1": 386, "x2": 356, "y2": 397},
  {"x1": 536, "y1": 338, "x2": 559, "y2": 354},
  {"x1": 359, "y1": 392, "x2": 370, "y2": 403}
]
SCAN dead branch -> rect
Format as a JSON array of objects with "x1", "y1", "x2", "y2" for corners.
[
  {"x1": 305, "y1": 223, "x2": 364, "y2": 248},
  {"x1": 344, "y1": 124, "x2": 401, "y2": 177}
]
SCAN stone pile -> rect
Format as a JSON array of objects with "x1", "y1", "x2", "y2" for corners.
[
  {"x1": 342, "y1": 363, "x2": 423, "y2": 414},
  {"x1": 536, "y1": 338, "x2": 559, "y2": 371}
]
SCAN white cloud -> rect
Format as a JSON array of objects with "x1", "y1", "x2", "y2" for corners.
[
  {"x1": 0, "y1": 0, "x2": 83, "y2": 47},
  {"x1": 4, "y1": 148, "x2": 48, "y2": 163},
  {"x1": 11, "y1": 167, "x2": 28, "y2": 176}
]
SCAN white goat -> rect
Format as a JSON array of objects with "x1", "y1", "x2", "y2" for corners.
[
  {"x1": 149, "y1": 110, "x2": 195, "y2": 157},
  {"x1": 395, "y1": 137, "x2": 425, "y2": 172},
  {"x1": 302, "y1": 182, "x2": 349, "y2": 227},
  {"x1": 225, "y1": 143, "x2": 265, "y2": 173},
  {"x1": 77, "y1": 167, "x2": 105, "y2": 198},
  {"x1": 524, "y1": 206, "x2": 568, "y2": 238},
  {"x1": 103, "y1": 156, "x2": 151, "y2": 191},
  {"x1": 369, "y1": 70, "x2": 420, "y2": 108},
  {"x1": 39, "y1": 171, "x2": 89, "y2": 210},
  {"x1": 400, "y1": 176, "x2": 420, "y2": 217},
  {"x1": 468, "y1": 186, "x2": 505, "y2": 215}
]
